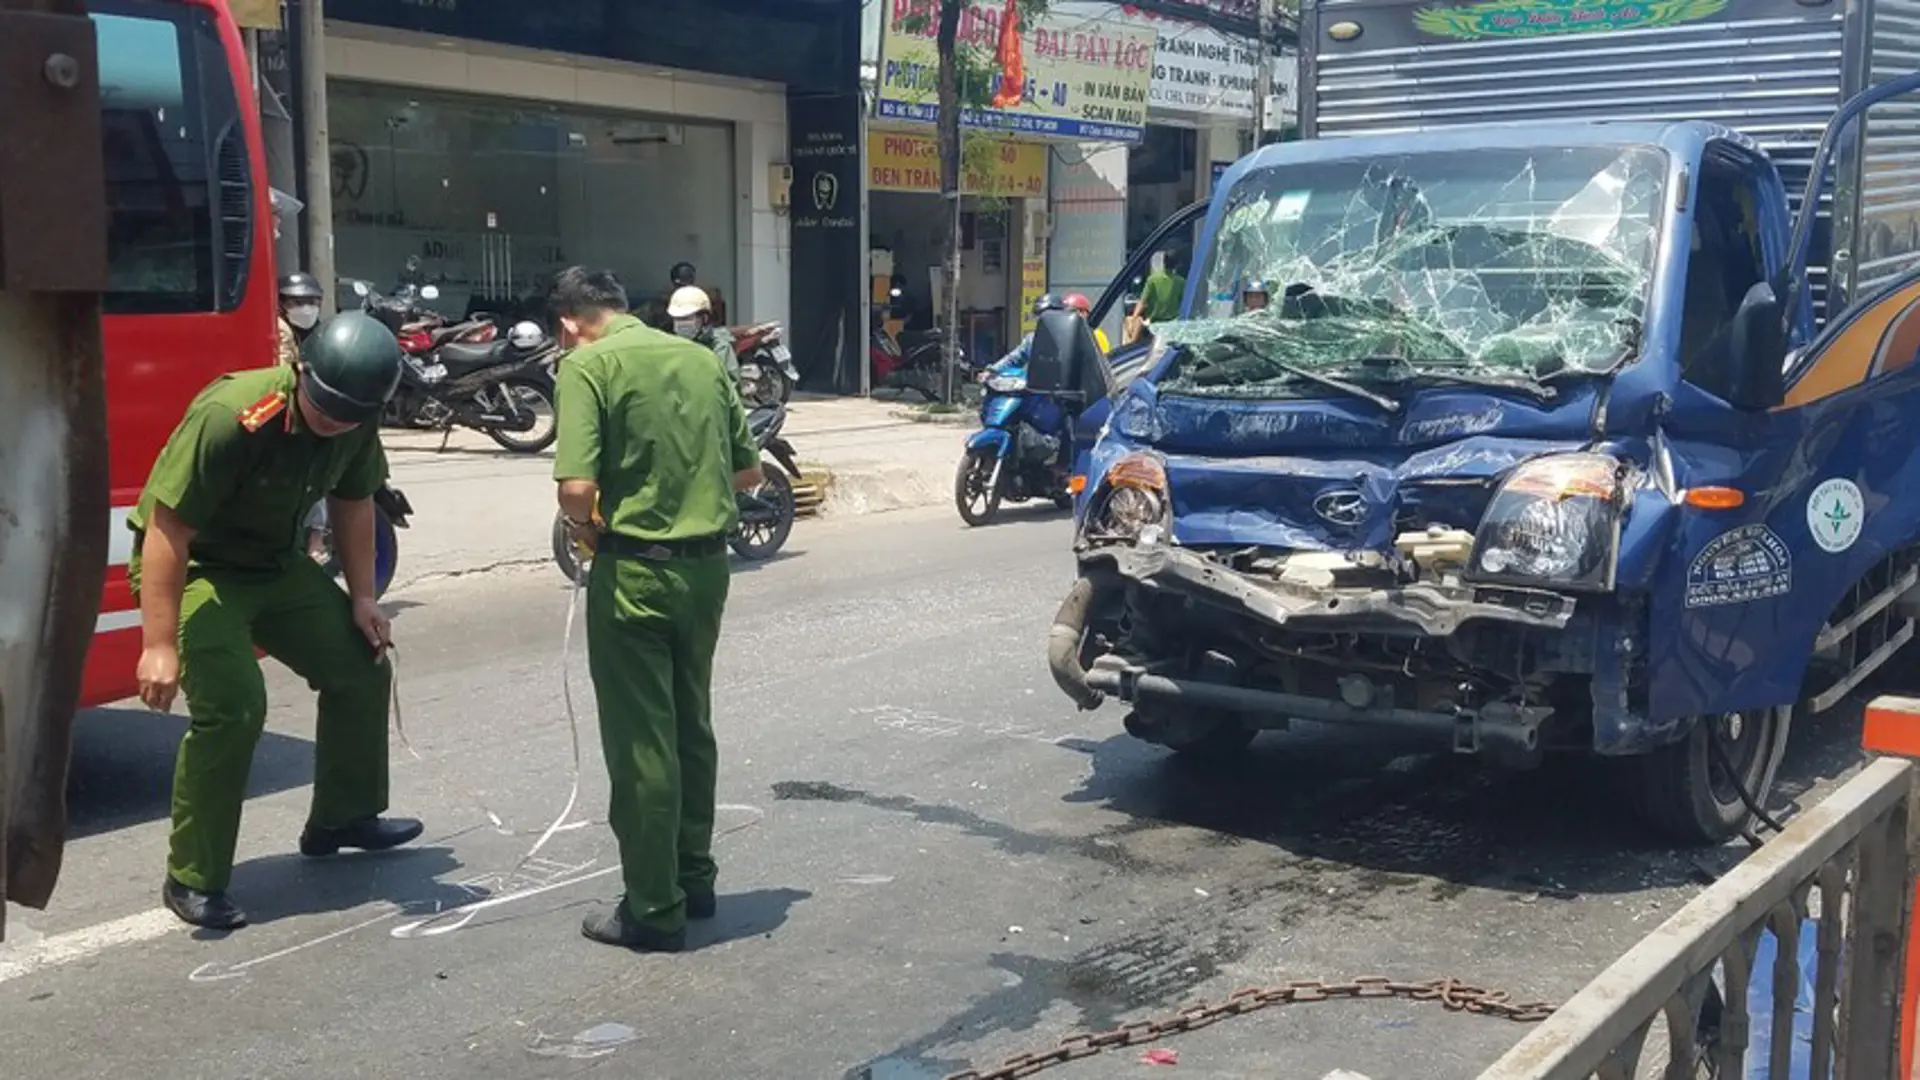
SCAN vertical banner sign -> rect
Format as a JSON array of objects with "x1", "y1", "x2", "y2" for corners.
[
  {"x1": 787, "y1": 93, "x2": 865, "y2": 394},
  {"x1": 1020, "y1": 257, "x2": 1048, "y2": 334},
  {"x1": 876, "y1": 0, "x2": 1157, "y2": 142}
]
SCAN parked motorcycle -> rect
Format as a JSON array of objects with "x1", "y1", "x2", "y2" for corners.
[
  {"x1": 309, "y1": 484, "x2": 412, "y2": 600},
  {"x1": 871, "y1": 326, "x2": 968, "y2": 402},
  {"x1": 360, "y1": 298, "x2": 559, "y2": 453},
  {"x1": 550, "y1": 401, "x2": 805, "y2": 582},
  {"x1": 955, "y1": 352, "x2": 1077, "y2": 527},
  {"x1": 732, "y1": 321, "x2": 800, "y2": 407}
]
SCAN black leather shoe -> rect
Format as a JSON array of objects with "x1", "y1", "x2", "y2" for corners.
[
  {"x1": 298, "y1": 816, "x2": 424, "y2": 857},
  {"x1": 685, "y1": 890, "x2": 717, "y2": 920},
  {"x1": 581, "y1": 899, "x2": 685, "y2": 952},
  {"x1": 162, "y1": 876, "x2": 247, "y2": 930}
]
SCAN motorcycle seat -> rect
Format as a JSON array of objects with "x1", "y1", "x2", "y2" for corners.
[{"x1": 436, "y1": 340, "x2": 502, "y2": 371}]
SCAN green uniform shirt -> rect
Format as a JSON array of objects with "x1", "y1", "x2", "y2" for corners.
[
  {"x1": 1140, "y1": 270, "x2": 1186, "y2": 323},
  {"x1": 554, "y1": 314, "x2": 758, "y2": 542},
  {"x1": 128, "y1": 365, "x2": 388, "y2": 575}
]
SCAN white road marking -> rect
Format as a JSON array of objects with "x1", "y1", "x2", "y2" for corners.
[
  {"x1": 188, "y1": 909, "x2": 401, "y2": 983},
  {"x1": 0, "y1": 908, "x2": 177, "y2": 985}
]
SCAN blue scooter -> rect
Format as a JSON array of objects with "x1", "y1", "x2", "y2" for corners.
[{"x1": 955, "y1": 357, "x2": 1077, "y2": 526}]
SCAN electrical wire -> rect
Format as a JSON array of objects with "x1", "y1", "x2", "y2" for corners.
[{"x1": 1706, "y1": 712, "x2": 1788, "y2": 847}]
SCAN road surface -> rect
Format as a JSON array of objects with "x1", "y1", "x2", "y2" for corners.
[{"x1": 0, "y1": 506, "x2": 1869, "y2": 1079}]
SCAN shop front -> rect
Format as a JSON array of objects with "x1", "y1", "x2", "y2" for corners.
[
  {"x1": 865, "y1": 129, "x2": 1050, "y2": 371},
  {"x1": 326, "y1": 81, "x2": 740, "y2": 328},
  {"x1": 869, "y1": 0, "x2": 1156, "y2": 386}
]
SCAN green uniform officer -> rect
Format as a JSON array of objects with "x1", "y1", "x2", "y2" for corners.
[
  {"x1": 130, "y1": 311, "x2": 424, "y2": 931},
  {"x1": 551, "y1": 267, "x2": 761, "y2": 953}
]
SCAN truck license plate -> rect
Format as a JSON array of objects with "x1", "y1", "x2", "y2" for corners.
[{"x1": 771, "y1": 344, "x2": 791, "y2": 361}]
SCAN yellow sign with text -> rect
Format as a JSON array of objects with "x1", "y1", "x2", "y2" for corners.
[
  {"x1": 1020, "y1": 257, "x2": 1048, "y2": 334},
  {"x1": 877, "y1": 0, "x2": 1154, "y2": 142},
  {"x1": 868, "y1": 132, "x2": 1048, "y2": 198},
  {"x1": 229, "y1": 0, "x2": 281, "y2": 28}
]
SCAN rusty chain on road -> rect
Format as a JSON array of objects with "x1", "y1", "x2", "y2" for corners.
[{"x1": 943, "y1": 976, "x2": 1557, "y2": 1080}]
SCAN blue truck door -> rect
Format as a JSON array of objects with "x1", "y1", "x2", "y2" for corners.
[
  {"x1": 1070, "y1": 202, "x2": 1209, "y2": 494},
  {"x1": 1651, "y1": 77, "x2": 1920, "y2": 726}
]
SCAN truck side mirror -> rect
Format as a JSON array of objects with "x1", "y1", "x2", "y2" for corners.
[{"x1": 1727, "y1": 281, "x2": 1786, "y2": 410}]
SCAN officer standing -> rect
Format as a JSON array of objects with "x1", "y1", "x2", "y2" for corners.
[
  {"x1": 130, "y1": 311, "x2": 424, "y2": 930},
  {"x1": 550, "y1": 267, "x2": 761, "y2": 953}
]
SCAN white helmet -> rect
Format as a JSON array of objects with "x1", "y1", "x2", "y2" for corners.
[
  {"x1": 508, "y1": 320, "x2": 544, "y2": 350},
  {"x1": 666, "y1": 286, "x2": 712, "y2": 319}
]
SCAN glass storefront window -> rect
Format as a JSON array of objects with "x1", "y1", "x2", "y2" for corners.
[{"x1": 328, "y1": 83, "x2": 737, "y2": 326}]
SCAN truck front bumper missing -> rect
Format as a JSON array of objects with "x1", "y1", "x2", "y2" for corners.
[
  {"x1": 1050, "y1": 543, "x2": 1575, "y2": 757},
  {"x1": 1096, "y1": 542, "x2": 1577, "y2": 638}
]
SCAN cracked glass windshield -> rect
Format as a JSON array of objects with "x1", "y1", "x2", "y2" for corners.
[{"x1": 1157, "y1": 145, "x2": 1667, "y2": 401}]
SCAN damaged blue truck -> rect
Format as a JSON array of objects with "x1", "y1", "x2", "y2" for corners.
[{"x1": 1044, "y1": 0, "x2": 1920, "y2": 845}]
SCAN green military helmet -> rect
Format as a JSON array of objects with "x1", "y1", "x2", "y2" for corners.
[{"x1": 298, "y1": 310, "x2": 403, "y2": 423}]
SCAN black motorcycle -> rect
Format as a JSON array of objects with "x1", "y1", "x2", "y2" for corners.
[
  {"x1": 550, "y1": 401, "x2": 804, "y2": 581},
  {"x1": 310, "y1": 484, "x2": 412, "y2": 600},
  {"x1": 406, "y1": 330, "x2": 560, "y2": 454}
]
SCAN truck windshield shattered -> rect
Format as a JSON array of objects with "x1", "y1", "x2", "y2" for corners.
[{"x1": 1157, "y1": 145, "x2": 1668, "y2": 401}]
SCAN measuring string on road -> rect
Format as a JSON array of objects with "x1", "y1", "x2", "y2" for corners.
[{"x1": 384, "y1": 562, "x2": 599, "y2": 882}]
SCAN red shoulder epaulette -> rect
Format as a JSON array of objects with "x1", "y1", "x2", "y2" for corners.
[{"x1": 238, "y1": 390, "x2": 289, "y2": 432}]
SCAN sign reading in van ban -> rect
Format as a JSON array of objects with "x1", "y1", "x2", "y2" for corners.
[
  {"x1": 867, "y1": 132, "x2": 1049, "y2": 197},
  {"x1": 876, "y1": 0, "x2": 1156, "y2": 142},
  {"x1": 1414, "y1": 0, "x2": 1728, "y2": 40}
]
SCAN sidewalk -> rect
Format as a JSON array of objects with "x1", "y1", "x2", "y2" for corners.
[{"x1": 378, "y1": 394, "x2": 970, "y2": 586}]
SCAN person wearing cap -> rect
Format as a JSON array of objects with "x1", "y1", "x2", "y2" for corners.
[
  {"x1": 551, "y1": 266, "x2": 761, "y2": 953},
  {"x1": 275, "y1": 272, "x2": 325, "y2": 368},
  {"x1": 667, "y1": 285, "x2": 739, "y2": 381},
  {"x1": 128, "y1": 310, "x2": 423, "y2": 931}
]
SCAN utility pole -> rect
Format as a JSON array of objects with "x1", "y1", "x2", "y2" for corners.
[
  {"x1": 298, "y1": 0, "x2": 335, "y2": 310},
  {"x1": 1253, "y1": 0, "x2": 1274, "y2": 144}
]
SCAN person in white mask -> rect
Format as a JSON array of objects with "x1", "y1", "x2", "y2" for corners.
[
  {"x1": 276, "y1": 273, "x2": 326, "y2": 368},
  {"x1": 666, "y1": 285, "x2": 739, "y2": 381}
]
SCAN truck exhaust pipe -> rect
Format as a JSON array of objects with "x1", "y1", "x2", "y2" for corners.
[{"x1": 1048, "y1": 575, "x2": 1109, "y2": 711}]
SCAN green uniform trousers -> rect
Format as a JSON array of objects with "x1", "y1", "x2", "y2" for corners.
[
  {"x1": 585, "y1": 550, "x2": 730, "y2": 933},
  {"x1": 142, "y1": 556, "x2": 392, "y2": 892}
]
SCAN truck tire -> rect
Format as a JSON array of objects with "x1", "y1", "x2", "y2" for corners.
[{"x1": 1624, "y1": 707, "x2": 1789, "y2": 846}]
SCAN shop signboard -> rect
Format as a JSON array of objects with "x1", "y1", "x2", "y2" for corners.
[
  {"x1": 875, "y1": 0, "x2": 1156, "y2": 143},
  {"x1": 788, "y1": 93, "x2": 866, "y2": 394},
  {"x1": 231, "y1": 0, "x2": 281, "y2": 29},
  {"x1": 1020, "y1": 256, "x2": 1048, "y2": 334},
  {"x1": 1054, "y1": 2, "x2": 1258, "y2": 121},
  {"x1": 867, "y1": 131, "x2": 1049, "y2": 197}
]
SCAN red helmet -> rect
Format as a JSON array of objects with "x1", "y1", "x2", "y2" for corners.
[{"x1": 1063, "y1": 292, "x2": 1091, "y2": 315}]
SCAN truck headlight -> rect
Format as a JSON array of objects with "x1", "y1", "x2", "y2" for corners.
[
  {"x1": 1090, "y1": 452, "x2": 1169, "y2": 540},
  {"x1": 1467, "y1": 452, "x2": 1628, "y2": 592}
]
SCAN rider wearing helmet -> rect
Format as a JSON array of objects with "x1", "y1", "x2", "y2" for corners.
[
  {"x1": 128, "y1": 309, "x2": 418, "y2": 931},
  {"x1": 276, "y1": 272, "x2": 326, "y2": 367},
  {"x1": 667, "y1": 285, "x2": 739, "y2": 380},
  {"x1": 1242, "y1": 279, "x2": 1272, "y2": 314},
  {"x1": 985, "y1": 292, "x2": 1108, "y2": 379}
]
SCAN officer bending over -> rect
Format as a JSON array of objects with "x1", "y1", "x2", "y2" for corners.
[{"x1": 131, "y1": 311, "x2": 424, "y2": 930}]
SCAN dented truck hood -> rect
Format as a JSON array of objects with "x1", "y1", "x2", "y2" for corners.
[{"x1": 1098, "y1": 377, "x2": 1633, "y2": 551}]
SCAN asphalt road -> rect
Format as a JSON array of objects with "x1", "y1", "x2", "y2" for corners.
[{"x1": 0, "y1": 505, "x2": 1872, "y2": 1079}]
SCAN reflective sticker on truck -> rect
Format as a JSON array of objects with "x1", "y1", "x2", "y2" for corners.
[{"x1": 1685, "y1": 524, "x2": 1792, "y2": 609}]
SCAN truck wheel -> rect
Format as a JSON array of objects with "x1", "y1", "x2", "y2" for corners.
[
  {"x1": 1125, "y1": 707, "x2": 1257, "y2": 762},
  {"x1": 1625, "y1": 707, "x2": 1790, "y2": 846}
]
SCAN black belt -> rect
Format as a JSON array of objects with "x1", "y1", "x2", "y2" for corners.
[{"x1": 597, "y1": 533, "x2": 728, "y2": 560}]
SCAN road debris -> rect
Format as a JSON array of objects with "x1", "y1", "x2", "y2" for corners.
[{"x1": 1140, "y1": 1047, "x2": 1179, "y2": 1066}]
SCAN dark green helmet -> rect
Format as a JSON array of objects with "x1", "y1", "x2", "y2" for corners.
[{"x1": 298, "y1": 311, "x2": 402, "y2": 424}]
